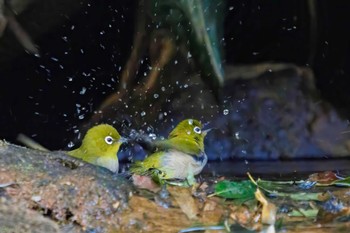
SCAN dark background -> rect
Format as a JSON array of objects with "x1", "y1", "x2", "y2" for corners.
[{"x1": 0, "y1": 0, "x2": 349, "y2": 152}]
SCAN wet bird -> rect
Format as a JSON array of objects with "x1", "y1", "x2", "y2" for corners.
[
  {"x1": 130, "y1": 119, "x2": 210, "y2": 185},
  {"x1": 68, "y1": 124, "x2": 125, "y2": 173}
]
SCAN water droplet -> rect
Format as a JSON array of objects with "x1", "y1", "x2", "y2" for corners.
[
  {"x1": 140, "y1": 111, "x2": 146, "y2": 117},
  {"x1": 148, "y1": 133, "x2": 157, "y2": 140},
  {"x1": 235, "y1": 132, "x2": 240, "y2": 140},
  {"x1": 68, "y1": 141, "x2": 75, "y2": 148},
  {"x1": 223, "y1": 109, "x2": 229, "y2": 115},
  {"x1": 153, "y1": 93, "x2": 159, "y2": 99},
  {"x1": 187, "y1": 52, "x2": 192, "y2": 59},
  {"x1": 79, "y1": 87, "x2": 87, "y2": 95}
]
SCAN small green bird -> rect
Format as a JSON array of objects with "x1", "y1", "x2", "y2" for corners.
[
  {"x1": 130, "y1": 119, "x2": 210, "y2": 185},
  {"x1": 68, "y1": 124, "x2": 125, "y2": 173}
]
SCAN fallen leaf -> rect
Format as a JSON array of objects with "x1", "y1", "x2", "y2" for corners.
[
  {"x1": 211, "y1": 180, "x2": 256, "y2": 199},
  {"x1": 132, "y1": 174, "x2": 161, "y2": 193},
  {"x1": 168, "y1": 186, "x2": 198, "y2": 220},
  {"x1": 332, "y1": 177, "x2": 350, "y2": 187},
  {"x1": 229, "y1": 205, "x2": 253, "y2": 226},
  {"x1": 198, "y1": 181, "x2": 209, "y2": 191},
  {"x1": 288, "y1": 208, "x2": 319, "y2": 218},
  {"x1": 255, "y1": 188, "x2": 277, "y2": 225},
  {"x1": 203, "y1": 199, "x2": 217, "y2": 211},
  {"x1": 308, "y1": 171, "x2": 338, "y2": 185}
]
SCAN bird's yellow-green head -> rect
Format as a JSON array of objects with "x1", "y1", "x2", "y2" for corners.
[
  {"x1": 67, "y1": 124, "x2": 125, "y2": 173},
  {"x1": 167, "y1": 119, "x2": 210, "y2": 154}
]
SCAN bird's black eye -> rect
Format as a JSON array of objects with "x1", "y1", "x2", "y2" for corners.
[
  {"x1": 104, "y1": 136, "x2": 114, "y2": 145},
  {"x1": 193, "y1": 126, "x2": 201, "y2": 134}
]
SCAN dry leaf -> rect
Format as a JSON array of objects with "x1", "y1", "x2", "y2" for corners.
[
  {"x1": 203, "y1": 199, "x2": 217, "y2": 211},
  {"x1": 168, "y1": 186, "x2": 199, "y2": 220},
  {"x1": 308, "y1": 171, "x2": 338, "y2": 184},
  {"x1": 255, "y1": 188, "x2": 277, "y2": 225},
  {"x1": 132, "y1": 174, "x2": 161, "y2": 193}
]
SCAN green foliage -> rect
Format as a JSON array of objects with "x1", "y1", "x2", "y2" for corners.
[
  {"x1": 151, "y1": 0, "x2": 226, "y2": 91},
  {"x1": 257, "y1": 179, "x2": 322, "y2": 201},
  {"x1": 214, "y1": 180, "x2": 256, "y2": 199},
  {"x1": 329, "y1": 177, "x2": 350, "y2": 187},
  {"x1": 288, "y1": 208, "x2": 319, "y2": 218},
  {"x1": 214, "y1": 178, "x2": 323, "y2": 201}
]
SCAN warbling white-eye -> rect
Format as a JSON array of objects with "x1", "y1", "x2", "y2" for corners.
[
  {"x1": 68, "y1": 124, "x2": 125, "y2": 173},
  {"x1": 130, "y1": 119, "x2": 210, "y2": 185}
]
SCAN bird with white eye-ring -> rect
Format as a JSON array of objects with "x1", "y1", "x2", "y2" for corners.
[
  {"x1": 67, "y1": 124, "x2": 126, "y2": 173},
  {"x1": 193, "y1": 126, "x2": 201, "y2": 134},
  {"x1": 130, "y1": 119, "x2": 211, "y2": 186},
  {"x1": 105, "y1": 135, "x2": 114, "y2": 145}
]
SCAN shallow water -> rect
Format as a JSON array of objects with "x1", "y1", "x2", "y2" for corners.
[{"x1": 204, "y1": 158, "x2": 350, "y2": 178}]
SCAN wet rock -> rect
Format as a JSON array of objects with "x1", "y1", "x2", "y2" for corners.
[
  {"x1": 0, "y1": 202, "x2": 59, "y2": 233},
  {"x1": 0, "y1": 140, "x2": 133, "y2": 231}
]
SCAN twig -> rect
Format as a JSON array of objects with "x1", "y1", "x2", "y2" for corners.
[{"x1": 17, "y1": 133, "x2": 49, "y2": 152}]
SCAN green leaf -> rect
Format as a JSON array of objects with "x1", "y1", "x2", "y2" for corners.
[
  {"x1": 288, "y1": 208, "x2": 319, "y2": 218},
  {"x1": 152, "y1": 0, "x2": 226, "y2": 91},
  {"x1": 288, "y1": 192, "x2": 321, "y2": 201},
  {"x1": 256, "y1": 179, "x2": 322, "y2": 201},
  {"x1": 257, "y1": 179, "x2": 298, "y2": 193},
  {"x1": 214, "y1": 180, "x2": 256, "y2": 199},
  {"x1": 332, "y1": 177, "x2": 350, "y2": 187},
  {"x1": 213, "y1": 178, "x2": 323, "y2": 201},
  {"x1": 256, "y1": 175, "x2": 350, "y2": 189}
]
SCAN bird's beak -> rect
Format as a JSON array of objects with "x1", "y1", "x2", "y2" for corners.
[
  {"x1": 119, "y1": 137, "x2": 128, "y2": 143},
  {"x1": 202, "y1": 128, "x2": 212, "y2": 136}
]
